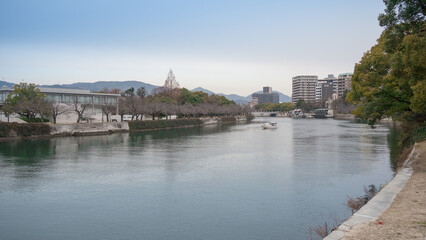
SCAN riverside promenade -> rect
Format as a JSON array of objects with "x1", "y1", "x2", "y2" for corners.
[{"x1": 326, "y1": 141, "x2": 426, "y2": 240}]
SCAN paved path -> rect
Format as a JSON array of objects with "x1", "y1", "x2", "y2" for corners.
[{"x1": 325, "y1": 141, "x2": 425, "y2": 239}]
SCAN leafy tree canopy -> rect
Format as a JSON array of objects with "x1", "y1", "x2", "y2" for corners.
[
  {"x1": 347, "y1": 0, "x2": 425, "y2": 125},
  {"x1": 181, "y1": 88, "x2": 204, "y2": 105},
  {"x1": 4, "y1": 83, "x2": 50, "y2": 122},
  {"x1": 255, "y1": 102, "x2": 295, "y2": 112}
]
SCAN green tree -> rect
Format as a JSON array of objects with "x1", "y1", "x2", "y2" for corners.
[
  {"x1": 207, "y1": 94, "x2": 235, "y2": 105},
  {"x1": 122, "y1": 87, "x2": 135, "y2": 97},
  {"x1": 3, "y1": 83, "x2": 50, "y2": 122},
  {"x1": 294, "y1": 99, "x2": 316, "y2": 113},
  {"x1": 295, "y1": 99, "x2": 305, "y2": 109},
  {"x1": 255, "y1": 103, "x2": 295, "y2": 112},
  {"x1": 181, "y1": 88, "x2": 204, "y2": 105},
  {"x1": 347, "y1": 0, "x2": 425, "y2": 125}
]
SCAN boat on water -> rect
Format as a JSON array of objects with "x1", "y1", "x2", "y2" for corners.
[
  {"x1": 291, "y1": 109, "x2": 304, "y2": 118},
  {"x1": 313, "y1": 108, "x2": 334, "y2": 119},
  {"x1": 261, "y1": 122, "x2": 277, "y2": 129}
]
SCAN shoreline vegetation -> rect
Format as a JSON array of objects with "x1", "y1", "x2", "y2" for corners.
[{"x1": 0, "y1": 115, "x2": 254, "y2": 140}]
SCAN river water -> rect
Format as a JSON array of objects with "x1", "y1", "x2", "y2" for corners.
[{"x1": 0, "y1": 118, "x2": 394, "y2": 240}]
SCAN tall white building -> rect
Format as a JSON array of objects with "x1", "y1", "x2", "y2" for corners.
[{"x1": 292, "y1": 75, "x2": 318, "y2": 104}]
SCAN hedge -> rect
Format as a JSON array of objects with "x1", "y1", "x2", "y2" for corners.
[
  {"x1": 246, "y1": 114, "x2": 255, "y2": 121},
  {"x1": 20, "y1": 117, "x2": 50, "y2": 123},
  {"x1": 128, "y1": 119, "x2": 203, "y2": 131},
  {"x1": 0, "y1": 122, "x2": 51, "y2": 138}
]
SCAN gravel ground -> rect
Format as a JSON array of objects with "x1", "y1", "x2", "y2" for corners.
[{"x1": 343, "y1": 141, "x2": 426, "y2": 240}]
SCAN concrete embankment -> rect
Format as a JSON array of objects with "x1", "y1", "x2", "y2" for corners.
[
  {"x1": 199, "y1": 116, "x2": 249, "y2": 125},
  {"x1": 325, "y1": 141, "x2": 425, "y2": 240},
  {"x1": 53, "y1": 116, "x2": 252, "y2": 136},
  {"x1": 50, "y1": 122, "x2": 129, "y2": 136},
  {"x1": 0, "y1": 116, "x2": 254, "y2": 139},
  {"x1": 334, "y1": 114, "x2": 356, "y2": 120}
]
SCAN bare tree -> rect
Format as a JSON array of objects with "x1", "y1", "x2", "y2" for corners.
[
  {"x1": 118, "y1": 97, "x2": 129, "y2": 122},
  {"x1": 18, "y1": 97, "x2": 51, "y2": 122},
  {"x1": 159, "y1": 102, "x2": 177, "y2": 119},
  {"x1": 135, "y1": 98, "x2": 148, "y2": 120},
  {"x1": 99, "y1": 101, "x2": 116, "y2": 122},
  {"x1": 49, "y1": 101, "x2": 71, "y2": 124},
  {"x1": 146, "y1": 102, "x2": 162, "y2": 120},
  {"x1": 128, "y1": 96, "x2": 140, "y2": 120},
  {"x1": 243, "y1": 105, "x2": 253, "y2": 115},
  {"x1": 72, "y1": 96, "x2": 89, "y2": 123},
  {"x1": 164, "y1": 69, "x2": 180, "y2": 91}
]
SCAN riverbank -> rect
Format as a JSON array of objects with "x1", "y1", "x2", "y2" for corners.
[
  {"x1": 325, "y1": 141, "x2": 426, "y2": 239},
  {"x1": 333, "y1": 114, "x2": 356, "y2": 120},
  {"x1": 0, "y1": 115, "x2": 253, "y2": 140}
]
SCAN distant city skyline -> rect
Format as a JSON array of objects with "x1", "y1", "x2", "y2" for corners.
[{"x1": 0, "y1": 0, "x2": 385, "y2": 96}]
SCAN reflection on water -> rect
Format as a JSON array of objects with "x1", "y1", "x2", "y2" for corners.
[{"x1": 0, "y1": 119, "x2": 394, "y2": 240}]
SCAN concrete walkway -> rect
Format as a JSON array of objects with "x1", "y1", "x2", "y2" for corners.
[{"x1": 324, "y1": 144, "x2": 418, "y2": 240}]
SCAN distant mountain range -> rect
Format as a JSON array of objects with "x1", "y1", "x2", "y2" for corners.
[
  {"x1": 191, "y1": 87, "x2": 291, "y2": 104},
  {"x1": 0, "y1": 80, "x2": 291, "y2": 103},
  {"x1": 0, "y1": 81, "x2": 15, "y2": 88},
  {"x1": 40, "y1": 81, "x2": 160, "y2": 93}
]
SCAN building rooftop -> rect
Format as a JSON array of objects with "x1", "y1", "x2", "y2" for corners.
[{"x1": 0, "y1": 87, "x2": 120, "y2": 96}]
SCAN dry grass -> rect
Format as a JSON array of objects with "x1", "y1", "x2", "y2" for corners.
[
  {"x1": 309, "y1": 218, "x2": 340, "y2": 240},
  {"x1": 345, "y1": 184, "x2": 379, "y2": 214}
]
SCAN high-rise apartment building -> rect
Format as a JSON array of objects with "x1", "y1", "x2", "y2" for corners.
[
  {"x1": 292, "y1": 75, "x2": 318, "y2": 104},
  {"x1": 333, "y1": 73, "x2": 353, "y2": 97},
  {"x1": 315, "y1": 74, "x2": 335, "y2": 101}
]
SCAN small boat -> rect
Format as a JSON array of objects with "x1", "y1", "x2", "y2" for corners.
[{"x1": 261, "y1": 122, "x2": 277, "y2": 129}]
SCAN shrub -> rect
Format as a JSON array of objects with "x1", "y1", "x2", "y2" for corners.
[
  {"x1": 0, "y1": 122, "x2": 51, "y2": 137},
  {"x1": 0, "y1": 123, "x2": 11, "y2": 137},
  {"x1": 246, "y1": 114, "x2": 255, "y2": 121}
]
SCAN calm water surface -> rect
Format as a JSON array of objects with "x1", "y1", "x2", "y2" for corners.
[{"x1": 0, "y1": 118, "x2": 394, "y2": 240}]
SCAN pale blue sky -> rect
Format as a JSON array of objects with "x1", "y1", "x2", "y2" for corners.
[{"x1": 0, "y1": 0, "x2": 385, "y2": 96}]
